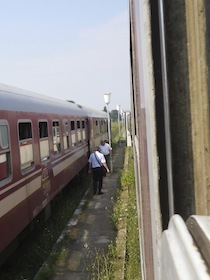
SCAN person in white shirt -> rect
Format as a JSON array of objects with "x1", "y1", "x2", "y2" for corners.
[
  {"x1": 88, "y1": 146, "x2": 110, "y2": 195},
  {"x1": 99, "y1": 140, "x2": 112, "y2": 169}
]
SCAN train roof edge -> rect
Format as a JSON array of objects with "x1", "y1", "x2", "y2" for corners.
[{"x1": 0, "y1": 83, "x2": 106, "y2": 117}]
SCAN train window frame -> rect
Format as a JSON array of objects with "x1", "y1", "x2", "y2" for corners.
[
  {"x1": 95, "y1": 119, "x2": 100, "y2": 135},
  {"x1": 92, "y1": 118, "x2": 99, "y2": 138},
  {"x1": 52, "y1": 120, "x2": 61, "y2": 155},
  {"x1": 103, "y1": 119, "x2": 108, "y2": 134},
  {"x1": 62, "y1": 119, "x2": 70, "y2": 151},
  {"x1": 38, "y1": 120, "x2": 50, "y2": 162},
  {"x1": 77, "y1": 120, "x2": 81, "y2": 129},
  {"x1": 18, "y1": 120, "x2": 35, "y2": 172},
  {"x1": 81, "y1": 120, "x2": 87, "y2": 143},
  {"x1": 70, "y1": 120, "x2": 77, "y2": 148},
  {"x1": 0, "y1": 124, "x2": 9, "y2": 149},
  {"x1": 77, "y1": 119, "x2": 82, "y2": 145},
  {"x1": 82, "y1": 120, "x2": 85, "y2": 129},
  {"x1": 0, "y1": 120, "x2": 12, "y2": 184},
  {"x1": 100, "y1": 119, "x2": 104, "y2": 134},
  {"x1": 71, "y1": 120, "x2": 75, "y2": 131}
]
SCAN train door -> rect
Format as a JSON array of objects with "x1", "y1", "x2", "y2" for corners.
[
  {"x1": 38, "y1": 120, "x2": 51, "y2": 217},
  {"x1": 76, "y1": 119, "x2": 82, "y2": 145},
  {"x1": 88, "y1": 117, "x2": 96, "y2": 151},
  {"x1": 85, "y1": 118, "x2": 91, "y2": 155},
  {"x1": 81, "y1": 120, "x2": 87, "y2": 144},
  {"x1": 62, "y1": 120, "x2": 70, "y2": 151},
  {"x1": 39, "y1": 121, "x2": 50, "y2": 162},
  {"x1": 52, "y1": 120, "x2": 61, "y2": 154},
  {"x1": 0, "y1": 121, "x2": 11, "y2": 182}
]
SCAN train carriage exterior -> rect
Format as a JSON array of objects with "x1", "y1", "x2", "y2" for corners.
[
  {"x1": 130, "y1": 0, "x2": 210, "y2": 279},
  {"x1": 0, "y1": 84, "x2": 107, "y2": 263},
  {"x1": 83, "y1": 106, "x2": 108, "y2": 151}
]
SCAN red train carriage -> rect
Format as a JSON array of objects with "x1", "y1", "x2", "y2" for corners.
[
  {"x1": 83, "y1": 106, "x2": 108, "y2": 150},
  {"x1": 0, "y1": 84, "x2": 107, "y2": 262}
]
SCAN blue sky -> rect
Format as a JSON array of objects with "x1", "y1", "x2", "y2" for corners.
[{"x1": 0, "y1": 1, "x2": 130, "y2": 111}]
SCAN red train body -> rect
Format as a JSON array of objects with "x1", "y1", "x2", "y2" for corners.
[{"x1": 0, "y1": 84, "x2": 107, "y2": 261}]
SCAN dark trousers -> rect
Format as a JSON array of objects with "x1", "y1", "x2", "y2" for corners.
[
  {"x1": 104, "y1": 154, "x2": 110, "y2": 169},
  {"x1": 92, "y1": 167, "x2": 103, "y2": 194}
]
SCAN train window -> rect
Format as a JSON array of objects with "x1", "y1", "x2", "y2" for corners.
[
  {"x1": 63, "y1": 120, "x2": 70, "y2": 150},
  {"x1": 19, "y1": 122, "x2": 32, "y2": 140},
  {"x1": 82, "y1": 120, "x2": 86, "y2": 142},
  {"x1": 77, "y1": 120, "x2": 82, "y2": 144},
  {"x1": 39, "y1": 122, "x2": 48, "y2": 138},
  {"x1": 52, "y1": 121, "x2": 61, "y2": 154},
  {"x1": 100, "y1": 120, "x2": 104, "y2": 134},
  {"x1": 104, "y1": 120, "x2": 107, "y2": 133},
  {"x1": 70, "y1": 120, "x2": 76, "y2": 147},
  {"x1": 39, "y1": 121, "x2": 50, "y2": 161},
  {"x1": 71, "y1": 121, "x2": 75, "y2": 130},
  {"x1": 82, "y1": 121, "x2": 85, "y2": 129},
  {"x1": 95, "y1": 120, "x2": 100, "y2": 135},
  {"x1": 0, "y1": 124, "x2": 11, "y2": 182},
  {"x1": 77, "y1": 121, "x2": 80, "y2": 129},
  {"x1": 0, "y1": 125, "x2": 9, "y2": 149},
  {"x1": 18, "y1": 122, "x2": 34, "y2": 171}
]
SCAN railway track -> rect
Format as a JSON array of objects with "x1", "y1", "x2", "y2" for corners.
[{"x1": 0, "y1": 173, "x2": 91, "y2": 280}]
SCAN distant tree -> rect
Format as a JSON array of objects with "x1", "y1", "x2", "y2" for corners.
[{"x1": 110, "y1": 110, "x2": 118, "y2": 121}]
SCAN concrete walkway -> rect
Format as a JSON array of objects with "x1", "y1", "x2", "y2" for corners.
[{"x1": 35, "y1": 145, "x2": 125, "y2": 280}]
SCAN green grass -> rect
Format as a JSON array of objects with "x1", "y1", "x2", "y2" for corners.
[
  {"x1": 123, "y1": 151, "x2": 141, "y2": 279},
  {"x1": 86, "y1": 243, "x2": 117, "y2": 280},
  {"x1": 90, "y1": 147, "x2": 141, "y2": 280}
]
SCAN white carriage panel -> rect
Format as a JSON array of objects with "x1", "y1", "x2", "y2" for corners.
[
  {"x1": 78, "y1": 131, "x2": 81, "y2": 142},
  {"x1": 82, "y1": 130, "x2": 86, "y2": 141},
  {"x1": 0, "y1": 153, "x2": 6, "y2": 163},
  {"x1": 186, "y1": 215, "x2": 210, "y2": 269},
  {"x1": 0, "y1": 175, "x2": 41, "y2": 218},
  {"x1": 53, "y1": 135, "x2": 61, "y2": 152},
  {"x1": 40, "y1": 140, "x2": 49, "y2": 158},
  {"x1": 20, "y1": 144, "x2": 33, "y2": 164},
  {"x1": 63, "y1": 136, "x2": 67, "y2": 150},
  {"x1": 71, "y1": 133, "x2": 76, "y2": 146},
  {"x1": 53, "y1": 138, "x2": 58, "y2": 152}
]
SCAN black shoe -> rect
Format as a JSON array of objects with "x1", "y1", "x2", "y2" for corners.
[{"x1": 98, "y1": 191, "x2": 103, "y2": 195}]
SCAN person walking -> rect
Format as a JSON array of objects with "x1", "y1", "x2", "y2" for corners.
[
  {"x1": 88, "y1": 146, "x2": 110, "y2": 195},
  {"x1": 99, "y1": 140, "x2": 112, "y2": 170}
]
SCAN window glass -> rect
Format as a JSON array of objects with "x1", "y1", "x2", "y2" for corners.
[
  {"x1": 39, "y1": 121, "x2": 50, "y2": 161},
  {"x1": 71, "y1": 121, "x2": 75, "y2": 130},
  {"x1": 82, "y1": 121, "x2": 85, "y2": 129},
  {"x1": 52, "y1": 121, "x2": 61, "y2": 154},
  {"x1": 63, "y1": 121, "x2": 70, "y2": 150},
  {"x1": 39, "y1": 122, "x2": 48, "y2": 138},
  {"x1": 19, "y1": 123, "x2": 32, "y2": 140},
  {"x1": 77, "y1": 121, "x2": 80, "y2": 129},
  {"x1": 0, "y1": 125, "x2": 9, "y2": 149},
  {"x1": 18, "y1": 121, "x2": 34, "y2": 170}
]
